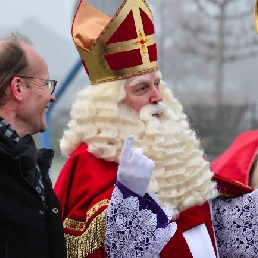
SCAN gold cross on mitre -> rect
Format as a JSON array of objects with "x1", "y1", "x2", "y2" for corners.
[{"x1": 133, "y1": 30, "x2": 151, "y2": 56}]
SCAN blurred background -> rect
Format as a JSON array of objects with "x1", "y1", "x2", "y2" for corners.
[{"x1": 1, "y1": 0, "x2": 257, "y2": 183}]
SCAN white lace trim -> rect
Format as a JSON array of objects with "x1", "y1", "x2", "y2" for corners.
[
  {"x1": 104, "y1": 187, "x2": 177, "y2": 258},
  {"x1": 211, "y1": 190, "x2": 258, "y2": 258}
]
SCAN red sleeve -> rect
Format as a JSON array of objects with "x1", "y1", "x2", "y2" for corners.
[{"x1": 54, "y1": 143, "x2": 117, "y2": 257}]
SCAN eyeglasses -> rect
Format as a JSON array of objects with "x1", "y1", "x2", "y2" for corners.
[{"x1": 18, "y1": 75, "x2": 57, "y2": 95}]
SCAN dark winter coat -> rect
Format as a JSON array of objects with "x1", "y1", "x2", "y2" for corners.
[{"x1": 0, "y1": 135, "x2": 67, "y2": 258}]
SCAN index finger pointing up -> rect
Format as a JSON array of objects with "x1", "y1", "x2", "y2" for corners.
[{"x1": 120, "y1": 135, "x2": 134, "y2": 162}]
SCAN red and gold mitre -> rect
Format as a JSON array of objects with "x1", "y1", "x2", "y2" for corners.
[{"x1": 72, "y1": 0, "x2": 158, "y2": 84}]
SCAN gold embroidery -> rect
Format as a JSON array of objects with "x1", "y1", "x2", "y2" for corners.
[
  {"x1": 91, "y1": 68, "x2": 158, "y2": 85},
  {"x1": 63, "y1": 219, "x2": 86, "y2": 232},
  {"x1": 65, "y1": 209, "x2": 107, "y2": 257},
  {"x1": 86, "y1": 199, "x2": 110, "y2": 223},
  {"x1": 63, "y1": 199, "x2": 110, "y2": 232}
]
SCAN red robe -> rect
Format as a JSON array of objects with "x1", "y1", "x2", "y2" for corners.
[
  {"x1": 211, "y1": 130, "x2": 258, "y2": 186},
  {"x1": 55, "y1": 143, "x2": 252, "y2": 258}
]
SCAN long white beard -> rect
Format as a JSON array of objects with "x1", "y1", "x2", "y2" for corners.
[
  {"x1": 59, "y1": 79, "x2": 218, "y2": 217},
  {"x1": 116, "y1": 102, "x2": 218, "y2": 217}
]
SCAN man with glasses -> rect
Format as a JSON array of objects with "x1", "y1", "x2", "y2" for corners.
[
  {"x1": 18, "y1": 76, "x2": 57, "y2": 95},
  {"x1": 0, "y1": 32, "x2": 66, "y2": 257}
]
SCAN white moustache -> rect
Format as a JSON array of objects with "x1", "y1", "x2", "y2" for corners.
[{"x1": 140, "y1": 103, "x2": 166, "y2": 119}]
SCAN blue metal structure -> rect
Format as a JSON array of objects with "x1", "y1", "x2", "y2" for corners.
[{"x1": 40, "y1": 58, "x2": 82, "y2": 148}]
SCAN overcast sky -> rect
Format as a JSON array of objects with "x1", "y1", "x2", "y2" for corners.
[{"x1": 0, "y1": 0, "x2": 76, "y2": 39}]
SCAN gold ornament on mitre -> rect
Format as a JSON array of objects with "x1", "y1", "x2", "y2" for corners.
[
  {"x1": 255, "y1": 0, "x2": 258, "y2": 33},
  {"x1": 72, "y1": 0, "x2": 158, "y2": 84}
]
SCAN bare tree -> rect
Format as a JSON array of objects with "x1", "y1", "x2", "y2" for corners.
[
  {"x1": 174, "y1": 0, "x2": 257, "y2": 105},
  {"x1": 148, "y1": 0, "x2": 214, "y2": 102}
]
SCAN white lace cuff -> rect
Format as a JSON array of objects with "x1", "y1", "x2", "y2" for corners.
[
  {"x1": 104, "y1": 186, "x2": 177, "y2": 258},
  {"x1": 211, "y1": 189, "x2": 258, "y2": 257}
]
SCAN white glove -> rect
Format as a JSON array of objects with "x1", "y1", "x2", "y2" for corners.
[{"x1": 117, "y1": 135, "x2": 155, "y2": 197}]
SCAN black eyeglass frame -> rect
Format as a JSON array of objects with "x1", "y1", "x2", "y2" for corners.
[{"x1": 18, "y1": 75, "x2": 57, "y2": 94}]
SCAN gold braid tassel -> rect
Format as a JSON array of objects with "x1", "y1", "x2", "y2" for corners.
[{"x1": 65, "y1": 209, "x2": 107, "y2": 258}]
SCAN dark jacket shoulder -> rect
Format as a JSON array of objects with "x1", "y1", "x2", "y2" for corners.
[{"x1": 0, "y1": 142, "x2": 66, "y2": 258}]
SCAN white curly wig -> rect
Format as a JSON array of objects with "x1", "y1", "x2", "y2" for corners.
[{"x1": 60, "y1": 71, "x2": 218, "y2": 217}]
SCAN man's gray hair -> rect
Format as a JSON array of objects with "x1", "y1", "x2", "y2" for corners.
[
  {"x1": 0, "y1": 31, "x2": 33, "y2": 104},
  {"x1": 1, "y1": 31, "x2": 33, "y2": 46}
]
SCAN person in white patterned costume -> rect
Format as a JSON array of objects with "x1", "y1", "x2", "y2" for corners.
[{"x1": 54, "y1": 0, "x2": 258, "y2": 257}]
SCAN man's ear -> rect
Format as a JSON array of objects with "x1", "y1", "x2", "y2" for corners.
[{"x1": 10, "y1": 77, "x2": 23, "y2": 102}]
